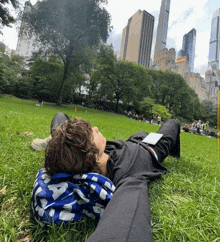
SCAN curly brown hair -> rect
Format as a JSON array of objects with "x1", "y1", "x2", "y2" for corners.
[{"x1": 45, "y1": 118, "x2": 101, "y2": 176}]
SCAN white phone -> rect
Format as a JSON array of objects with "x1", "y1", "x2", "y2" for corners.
[{"x1": 142, "y1": 133, "x2": 163, "y2": 145}]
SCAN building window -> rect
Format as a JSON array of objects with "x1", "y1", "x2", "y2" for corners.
[
  {"x1": 27, "y1": 41, "x2": 30, "y2": 45},
  {"x1": 27, "y1": 46, "x2": 29, "y2": 50},
  {"x1": 19, "y1": 44, "x2": 21, "y2": 47},
  {"x1": 26, "y1": 51, "x2": 29, "y2": 55},
  {"x1": 18, "y1": 49, "x2": 20, "y2": 52}
]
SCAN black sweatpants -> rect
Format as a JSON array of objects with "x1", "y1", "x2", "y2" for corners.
[{"x1": 50, "y1": 112, "x2": 70, "y2": 133}]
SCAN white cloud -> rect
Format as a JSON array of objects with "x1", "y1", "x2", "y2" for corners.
[
  {"x1": 0, "y1": 26, "x2": 18, "y2": 49},
  {"x1": 105, "y1": 0, "x2": 161, "y2": 34},
  {"x1": 0, "y1": 2, "x2": 18, "y2": 50},
  {"x1": 194, "y1": 31, "x2": 210, "y2": 67}
]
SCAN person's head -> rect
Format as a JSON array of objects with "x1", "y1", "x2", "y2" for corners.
[{"x1": 45, "y1": 118, "x2": 106, "y2": 176}]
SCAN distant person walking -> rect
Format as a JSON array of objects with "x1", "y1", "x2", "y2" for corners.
[
  {"x1": 151, "y1": 114, "x2": 156, "y2": 124},
  {"x1": 157, "y1": 115, "x2": 161, "y2": 125}
]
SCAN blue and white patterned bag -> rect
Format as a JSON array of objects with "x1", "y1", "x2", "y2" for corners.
[{"x1": 31, "y1": 168, "x2": 115, "y2": 225}]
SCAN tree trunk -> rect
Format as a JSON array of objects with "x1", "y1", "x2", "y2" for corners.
[{"x1": 57, "y1": 64, "x2": 69, "y2": 106}]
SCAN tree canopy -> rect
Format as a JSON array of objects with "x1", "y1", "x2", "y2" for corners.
[
  {"x1": 200, "y1": 100, "x2": 217, "y2": 126},
  {"x1": 147, "y1": 69, "x2": 201, "y2": 119},
  {"x1": 0, "y1": 52, "x2": 24, "y2": 94},
  {"x1": 0, "y1": 0, "x2": 19, "y2": 27},
  {"x1": 139, "y1": 97, "x2": 171, "y2": 120},
  {"x1": 91, "y1": 45, "x2": 153, "y2": 112},
  {"x1": 21, "y1": 0, "x2": 111, "y2": 105}
]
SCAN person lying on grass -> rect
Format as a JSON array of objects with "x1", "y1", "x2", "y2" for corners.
[{"x1": 31, "y1": 112, "x2": 180, "y2": 242}]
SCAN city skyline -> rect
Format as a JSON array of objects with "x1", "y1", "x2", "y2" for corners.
[
  {"x1": 1, "y1": 0, "x2": 219, "y2": 77},
  {"x1": 107, "y1": 0, "x2": 219, "y2": 78}
]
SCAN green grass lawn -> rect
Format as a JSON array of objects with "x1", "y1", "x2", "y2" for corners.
[{"x1": 0, "y1": 96, "x2": 219, "y2": 242}]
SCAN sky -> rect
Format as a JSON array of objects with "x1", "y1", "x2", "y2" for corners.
[{"x1": 1, "y1": 0, "x2": 220, "y2": 77}]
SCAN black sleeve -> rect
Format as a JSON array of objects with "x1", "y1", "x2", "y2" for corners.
[{"x1": 127, "y1": 131, "x2": 148, "y2": 142}]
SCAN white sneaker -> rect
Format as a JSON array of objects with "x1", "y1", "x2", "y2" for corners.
[{"x1": 31, "y1": 136, "x2": 52, "y2": 150}]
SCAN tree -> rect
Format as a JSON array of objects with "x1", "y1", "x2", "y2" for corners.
[
  {"x1": 0, "y1": 0, "x2": 19, "y2": 28},
  {"x1": 92, "y1": 45, "x2": 152, "y2": 112},
  {"x1": 0, "y1": 53, "x2": 24, "y2": 95},
  {"x1": 201, "y1": 100, "x2": 217, "y2": 126},
  {"x1": 67, "y1": 70, "x2": 87, "y2": 102},
  {"x1": 0, "y1": 42, "x2": 5, "y2": 53},
  {"x1": 26, "y1": 55, "x2": 87, "y2": 102},
  {"x1": 21, "y1": 0, "x2": 111, "y2": 105},
  {"x1": 140, "y1": 97, "x2": 171, "y2": 120},
  {"x1": 140, "y1": 97, "x2": 155, "y2": 119},
  {"x1": 27, "y1": 56, "x2": 64, "y2": 102},
  {"x1": 152, "y1": 104, "x2": 172, "y2": 120},
  {"x1": 147, "y1": 69, "x2": 201, "y2": 119},
  {"x1": 85, "y1": 75, "x2": 100, "y2": 102}
]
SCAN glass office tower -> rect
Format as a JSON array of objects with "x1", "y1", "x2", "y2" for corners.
[
  {"x1": 179, "y1": 28, "x2": 196, "y2": 72},
  {"x1": 154, "y1": 0, "x2": 171, "y2": 54},
  {"x1": 208, "y1": 9, "x2": 220, "y2": 69}
]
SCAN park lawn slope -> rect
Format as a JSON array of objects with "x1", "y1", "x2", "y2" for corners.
[{"x1": 0, "y1": 96, "x2": 219, "y2": 241}]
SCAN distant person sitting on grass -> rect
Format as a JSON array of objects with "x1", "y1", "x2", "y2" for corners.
[
  {"x1": 36, "y1": 99, "x2": 43, "y2": 107},
  {"x1": 182, "y1": 124, "x2": 190, "y2": 132},
  {"x1": 203, "y1": 121, "x2": 209, "y2": 134},
  {"x1": 31, "y1": 112, "x2": 180, "y2": 242}
]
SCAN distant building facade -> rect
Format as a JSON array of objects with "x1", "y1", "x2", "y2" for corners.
[
  {"x1": 150, "y1": 48, "x2": 217, "y2": 104},
  {"x1": 154, "y1": 0, "x2": 171, "y2": 56},
  {"x1": 15, "y1": 1, "x2": 40, "y2": 59},
  {"x1": 208, "y1": 8, "x2": 220, "y2": 69},
  {"x1": 15, "y1": 36, "x2": 40, "y2": 59},
  {"x1": 120, "y1": 9, "x2": 154, "y2": 69},
  {"x1": 186, "y1": 72, "x2": 209, "y2": 101},
  {"x1": 153, "y1": 47, "x2": 176, "y2": 71},
  {"x1": 205, "y1": 64, "x2": 220, "y2": 101},
  {"x1": 178, "y1": 28, "x2": 196, "y2": 72},
  {"x1": 172, "y1": 56, "x2": 189, "y2": 81}
]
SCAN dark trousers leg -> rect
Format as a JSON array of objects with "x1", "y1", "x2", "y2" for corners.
[
  {"x1": 86, "y1": 176, "x2": 153, "y2": 242},
  {"x1": 50, "y1": 112, "x2": 70, "y2": 134},
  {"x1": 150, "y1": 119, "x2": 180, "y2": 163}
]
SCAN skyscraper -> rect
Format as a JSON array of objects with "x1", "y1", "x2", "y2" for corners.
[
  {"x1": 120, "y1": 9, "x2": 154, "y2": 69},
  {"x1": 208, "y1": 9, "x2": 220, "y2": 69},
  {"x1": 178, "y1": 28, "x2": 196, "y2": 72},
  {"x1": 154, "y1": 0, "x2": 171, "y2": 54},
  {"x1": 15, "y1": 1, "x2": 40, "y2": 59}
]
